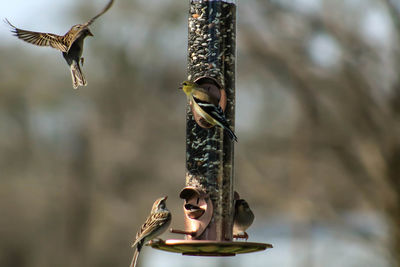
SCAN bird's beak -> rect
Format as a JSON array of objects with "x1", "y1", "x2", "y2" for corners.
[
  {"x1": 88, "y1": 30, "x2": 94, "y2": 36},
  {"x1": 163, "y1": 196, "x2": 168, "y2": 201},
  {"x1": 178, "y1": 86, "x2": 182, "y2": 90}
]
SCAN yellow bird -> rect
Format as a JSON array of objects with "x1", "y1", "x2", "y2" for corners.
[{"x1": 180, "y1": 80, "x2": 238, "y2": 142}]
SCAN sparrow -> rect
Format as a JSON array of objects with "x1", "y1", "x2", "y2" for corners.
[
  {"x1": 5, "y1": 0, "x2": 114, "y2": 89},
  {"x1": 233, "y1": 199, "x2": 254, "y2": 240},
  {"x1": 180, "y1": 80, "x2": 238, "y2": 142},
  {"x1": 130, "y1": 196, "x2": 171, "y2": 267}
]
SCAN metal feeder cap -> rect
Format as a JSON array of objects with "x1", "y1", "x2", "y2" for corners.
[{"x1": 179, "y1": 187, "x2": 206, "y2": 200}]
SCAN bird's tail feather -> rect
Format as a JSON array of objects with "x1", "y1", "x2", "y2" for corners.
[
  {"x1": 130, "y1": 247, "x2": 141, "y2": 267},
  {"x1": 224, "y1": 127, "x2": 238, "y2": 142},
  {"x1": 216, "y1": 118, "x2": 238, "y2": 142},
  {"x1": 70, "y1": 60, "x2": 86, "y2": 89}
]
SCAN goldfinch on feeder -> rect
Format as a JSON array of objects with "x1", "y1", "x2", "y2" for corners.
[{"x1": 180, "y1": 80, "x2": 238, "y2": 142}]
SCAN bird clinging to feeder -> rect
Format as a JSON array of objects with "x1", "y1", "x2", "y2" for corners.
[
  {"x1": 233, "y1": 199, "x2": 254, "y2": 240},
  {"x1": 180, "y1": 80, "x2": 238, "y2": 142}
]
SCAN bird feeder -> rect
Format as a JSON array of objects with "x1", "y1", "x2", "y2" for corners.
[{"x1": 150, "y1": 0, "x2": 272, "y2": 256}]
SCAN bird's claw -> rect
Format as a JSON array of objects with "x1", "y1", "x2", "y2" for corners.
[{"x1": 233, "y1": 232, "x2": 249, "y2": 241}]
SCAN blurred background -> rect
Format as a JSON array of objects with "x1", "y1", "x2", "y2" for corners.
[{"x1": 1, "y1": 0, "x2": 399, "y2": 266}]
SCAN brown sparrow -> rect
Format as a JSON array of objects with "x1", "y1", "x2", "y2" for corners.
[
  {"x1": 233, "y1": 199, "x2": 254, "y2": 240},
  {"x1": 130, "y1": 196, "x2": 171, "y2": 267},
  {"x1": 5, "y1": 0, "x2": 114, "y2": 89}
]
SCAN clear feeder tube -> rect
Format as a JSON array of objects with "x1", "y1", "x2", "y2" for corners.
[{"x1": 185, "y1": 0, "x2": 237, "y2": 241}]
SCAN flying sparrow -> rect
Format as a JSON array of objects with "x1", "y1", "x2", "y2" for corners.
[
  {"x1": 130, "y1": 196, "x2": 171, "y2": 267},
  {"x1": 5, "y1": 0, "x2": 114, "y2": 89},
  {"x1": 233, "y1": 199, "x2": 254, "y2": 240}
]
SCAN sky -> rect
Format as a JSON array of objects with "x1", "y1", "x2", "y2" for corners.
[{"x1": 1, "y1": 0, "x2": 95, "y2": 44}]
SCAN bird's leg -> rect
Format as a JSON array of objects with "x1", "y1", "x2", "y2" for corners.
[
  {"x1": 243, "y1": 232, "x2": 249, "y2": 240},
  {"x1": 233, "y1": 232, "x2": 249, "y2": 240}
]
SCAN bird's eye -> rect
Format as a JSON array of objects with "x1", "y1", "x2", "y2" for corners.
[{"x1": 183, "y1": 82, "x2": 187, "y2": 86}]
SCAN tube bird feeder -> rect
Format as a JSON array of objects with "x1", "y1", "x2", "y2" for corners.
[{"x1": 150, "y1": 0, "x2": 272, "y2": 256}]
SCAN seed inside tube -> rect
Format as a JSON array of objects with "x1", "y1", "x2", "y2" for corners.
[{"x1": 187, "y1": 0, "x2": 236, "y2": 144}]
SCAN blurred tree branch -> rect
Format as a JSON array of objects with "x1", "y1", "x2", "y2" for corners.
[{"x1": 241, "y1": 1, "x2": 400, "y2": 265}]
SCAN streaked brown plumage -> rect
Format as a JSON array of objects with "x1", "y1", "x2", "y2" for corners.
[
  {"x1": 5, "y1": 0, "x2": 114, "y2": 89},
  {"x1": 130, "y1": 196, "x2": 171, "y2": 267}
]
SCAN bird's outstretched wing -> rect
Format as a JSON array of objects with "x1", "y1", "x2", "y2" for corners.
[
  {"x1": 83, "y1": 0, "x2": 114, "y2": 27},
  {"x1": 5, "y1": 19, "x2": 68, "y2": 52}
]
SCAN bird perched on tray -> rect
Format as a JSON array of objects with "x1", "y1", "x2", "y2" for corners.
[
  {"x1": 180, "y1": 80, "x2": 238, "y2": 142},
  {"x1": 5, "y1": 0, "x2": 114, "y2": 89},
  {"x1": 130, "y1": 196, "x2": 171, "y2": 267},
  {"x1": 233, "y1": 199, "x2": 254, "y2": 240}
]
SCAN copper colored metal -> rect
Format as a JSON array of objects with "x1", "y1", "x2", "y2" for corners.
[
  {"x1": 170, "y1": 229, "x2": 196, "y2": 236},
  {"x1": 148, "y1": 239, "x2": 273, "y2": 257},
  {"x1": 190, "y1": 76, "x2": 227, "y2": 129},
  {"x1": 180, "y1": 187, "x2": 213, "y2": 239},
  {"x1": 234, "y1": 191, "x2": 240, "y2": 200},
  {"x1": 180, "y1": 187, "x2": 206, "y2": 199},
  {"x1": 185, "y1": 204, "x2": 205, "y2": 219}
]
